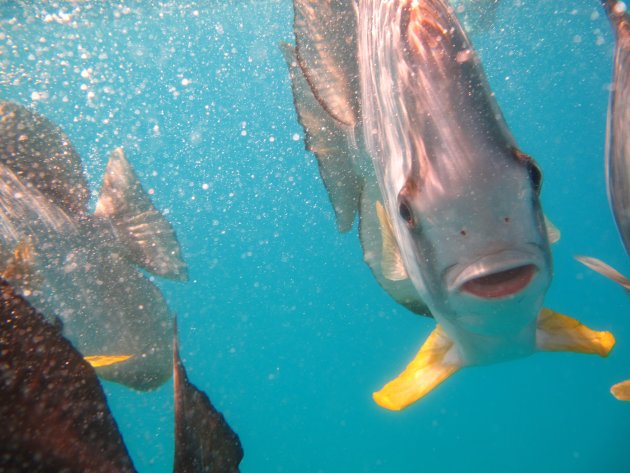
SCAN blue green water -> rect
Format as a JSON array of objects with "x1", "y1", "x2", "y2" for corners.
[{"x1": 1, "y1": 1, "x2": 629, "y2": 471}]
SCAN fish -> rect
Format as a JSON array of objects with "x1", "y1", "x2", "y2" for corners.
[
  {"x1": 601, "y1": 0, "x2": 630, "y2": 256},
  {"x1": 0, "y1": 276, "x2": 137, "y2": 473},
  {"x1": 173, "y1": 319, "x2": 244, "y2": 473},
  {"x1": 0, "y1": 100, "x2": 188, "y2": 390},
  {"x1": 283, "y1": 0, "x2": 614, "y2": 410},
  {"x1": 0, "y1": 274, "x2": 244, "y2": 471}
]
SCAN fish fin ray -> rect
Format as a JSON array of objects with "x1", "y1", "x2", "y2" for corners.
[
  {"x1": 535, "y1": 308, "x2": 615, "y2": 356},
  {"x1": 575, "y1": 255, "x2": 630, "y2": 291},
  {"x1": 282, "y1": 42, "x2": 361, "y2": 232},
  {"x1": 94, "y1": 148, "x2": 188, "y2": 281},
  {"x1": 373, "y1": 325, "x2": 461, "y2": 410},
  {"x1": 292, "y1": 0, "x2": 360, "y2": 126}
]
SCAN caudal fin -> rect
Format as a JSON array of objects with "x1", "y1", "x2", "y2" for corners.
[{"x1": 95, "y1": 148, "x2": 188, "y2": 281}]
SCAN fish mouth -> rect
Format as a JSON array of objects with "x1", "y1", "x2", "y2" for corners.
[
  {"x1": 460, "y1": 264, "x2": 537, "y2": 299},
  {"x1": 447, "y1": 250, "x2": 541, "y2": 300}
]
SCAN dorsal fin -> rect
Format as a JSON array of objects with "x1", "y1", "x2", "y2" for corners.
[
  {"x1": 94, "y1": 148, "x2": 188, "y2": 281},
  {"x1": 293, "y1": 0, "x2": 360, "y2": 127},
  {"x1": 0, "y1": 101, "x2": 90, "y2": 216},
  {"x1": 282, "y1": 42, "x2": 362, "y2": 232}
]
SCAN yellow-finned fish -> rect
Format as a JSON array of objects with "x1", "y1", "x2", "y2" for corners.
[
  {"x1": 0, "y1": 101, "x2": 187, "y2": 390},
  {"x1": 283, "y1": 0, "x2": 613, "y2": 410}
]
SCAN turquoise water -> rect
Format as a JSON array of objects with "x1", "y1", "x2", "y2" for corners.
[{"x1": 1, "y1": 1, "x2": 629, "y2": 471}]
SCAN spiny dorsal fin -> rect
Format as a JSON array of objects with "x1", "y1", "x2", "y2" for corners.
[
  {"x1": 375, "y1": 201, "x2": 408, "y2": 281},
  {"x1": 293, "y1": 0, "x2": 360, "y2": 127},
  {"x1": 535, "y1": 308, "x2": 615, "y2": 357},
  {"x1": 575, "y1": 255, "x2": 630, "y2": 291},
  {"x1": 544, "y1": 215, "x2": 560, "y2": 244},
  {"x1": 373, "y1": 325, "x2": 461, "y2": 411},
  {"x1": 94, "y1": 148, "x2": 188, "y2": 281},
  {"x1": 282, "y1": 42, "x2": 362, "y2": 232}
]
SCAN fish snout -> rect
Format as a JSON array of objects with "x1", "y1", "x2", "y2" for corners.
[{"x1": 447, "y1": 250, "x2": 545, "y2": 300}]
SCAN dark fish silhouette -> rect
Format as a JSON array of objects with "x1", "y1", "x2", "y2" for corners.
[
  {"x1": 0, "y1": 276, "x2": 136, "y2": 473},
  {"x1": 0, "y1": 275, "x2": 244, "y2": 471},
  {"x1": 0, "y1": 100, "x2": 187, "y2": 390},
  {"x1": 173, "y1": 320, "x2": 244, "y2": 473}
]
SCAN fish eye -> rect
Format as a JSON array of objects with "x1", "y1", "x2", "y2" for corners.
[
  {"x1": 398, "y1": 199, "x2": 415, "y2": 227},
  {"x1": 511, "y1": 147, "x2": 543, "y2": 195}
]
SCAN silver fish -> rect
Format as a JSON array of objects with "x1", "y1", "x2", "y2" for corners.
[
  {"x1": 284, "y1": 0, "x2": 613, "y2": 409},
  {"x1": 602, "y1": 0, "x2": 630, "y2": 256},
  {"x1": 0, "y1": 101, "x2": 187, "y2": 390}
]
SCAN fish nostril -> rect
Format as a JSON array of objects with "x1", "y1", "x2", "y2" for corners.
[
  {"x1": 460, "y1": 229, "x2": 467, "y2": 236},
  {"x1": 504, "y1": 217, "x2": 510, "y2": 223}
]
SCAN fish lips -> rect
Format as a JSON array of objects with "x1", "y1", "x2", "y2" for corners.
[{"x1": 446, "y1": 248, "x2": 548, "y2": 300}]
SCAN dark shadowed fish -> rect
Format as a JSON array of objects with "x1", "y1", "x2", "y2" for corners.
[
  {"x1": 173, "y1": 320, "x2": 244, "y2": 473},
  {"x1": 284, "y1": 0, "x2": 614, "y2": 410},
  {"x1": 0, "y1": 275, "x2": 245, "y2": 471},
  {"x1": 0, "y1": 100, "x2": 187, "y2": 390},
  {"x1": 0, "y1": 276, "x2": 136, "y2": 473}
]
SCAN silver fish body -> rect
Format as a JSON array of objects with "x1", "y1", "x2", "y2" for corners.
[
  {"x1": 0, "y1": 101, "x2": 187, "y2": 390},
  {"x1": 355, "y1": 0, "x2": 551, "y2": 363},
  {"x1": 602, "y1": 0, "x2": 630, "y2": 255}
]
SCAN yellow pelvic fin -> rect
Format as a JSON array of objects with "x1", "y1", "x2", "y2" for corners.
[
  {"x1": 535, "y1": 308, "x2": 615, "y2": 357},
  {"x1": 373, "y1": 325, "x2": 461, "y2": 411},
  {"x1": 375, "y1": 201, "x2": 408, "y2": 281},
  {"x1": 611, "y1": 380, "x2": 630, "y2": 401},
  {"x1": 85, "y1": 355, "x2": 133, "y2": 368}
]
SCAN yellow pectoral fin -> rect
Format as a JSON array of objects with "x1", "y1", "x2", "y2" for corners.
[
  {"x1": 373, "y1": 325, "x2": 461, "y2": 411},
  {"x1": 611, "y1": 380, "x2": 630, "y2": 401},
  {"x1": 85, "y1": 355, "x2": 133, "y2": 368},
  {"x1": 535, "y1": 308, "x2": 615, "y2": 357}
]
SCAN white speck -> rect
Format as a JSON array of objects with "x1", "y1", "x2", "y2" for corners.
[
  {"x1": 80, "y1": 68, "x2": 92, "y2": 79},
  {"x1": 152, "y1": 124, "x2": 160, "y2": 135},
  {"x1": 241, "y1": 130, "x2": 247, "y2": 137},
  {"x1": 181, "y1": 78, "x2": 191, "y2": 86},
  {"x1": 31, "y1": 91, "x2": 41, "y2": 101},
  {"x1": 86, "y1": 91, "x2": 95, "y2": 100},
  {"x1": 292, "y1": 133, "x2": 300, "y2": 141},
  {"x1": 80, "y1": 83, "x2": 88, "y2": 91},
  {"x1": 148, "y1": 188, "x2": 155, "y2": 195},
  {"x1": 614, "y1": 2, "x2": 627, "y2": 14},
  {"x1": 590, "y1": 10, "x2": 600, "y2": 20},
  {"x1": 202, "y1": 183, "x2": 209, "y2": 190},
  {"x1": 269, "y1": 135, "x2": 275, "y2": 143}
]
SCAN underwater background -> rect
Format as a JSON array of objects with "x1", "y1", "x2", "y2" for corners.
[{"x1": 1, "y1": 0, "x2": 629, "y2": 471}]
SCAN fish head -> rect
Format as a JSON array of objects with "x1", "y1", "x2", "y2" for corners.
[{"x1": 391, "y1": 146, "x2": 552, "y2": 336}]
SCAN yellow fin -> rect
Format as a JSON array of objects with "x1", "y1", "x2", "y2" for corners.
[
  {"x1": 611, "y1": 380, "x2": 630, "y2": 401},
  {"x1": 85, "y1": 355, "x2": 133, "y2": 368},
  {"x1": 373, "y1": 325, "x2": 461, "y2": 411},
  {"x1": 544, "y1": 215, "x2": 560, "y2": 244},
  {"x1": 375, "y1": 201, "x2": 408, "y2": 281},
  {"x1": 575, "y1": 255, "x2": 630, "y2": 291},
  {"x1": 535, "y1": 308, "x2": 615, "y2": 357}
]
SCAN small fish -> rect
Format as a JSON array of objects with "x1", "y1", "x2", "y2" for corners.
[
  {"x1": 0, "y1": 100, "x2": 187, "y2": 390},
  {"x1": 284, "y1": 0, "x2": 613, "y2": 410},
  {"x1": 173, "y1": 319, "x2": 244, "y2": 473},
  {"x1": 0, "y1": 276, "x2": 136, "y2": 473},
  {"x1": 599, "y1": 0, "x2": 630, "y2": 255},
  {"x1": 0, "y1": 275, "x2": 244, "y2": 471}
]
